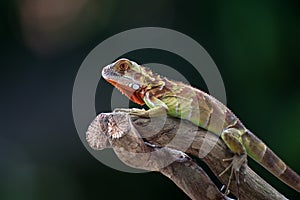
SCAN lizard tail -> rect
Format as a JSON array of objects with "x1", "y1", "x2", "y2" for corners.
[{"x1": 241, "y1": 130, "x2": 300, "y2": 193}]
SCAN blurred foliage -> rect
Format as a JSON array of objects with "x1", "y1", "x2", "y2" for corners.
[{"x1": 1, "y1": 0, "x2": 300, "y2": 199}]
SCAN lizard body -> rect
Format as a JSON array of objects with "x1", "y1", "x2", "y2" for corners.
[{"x1": 102, "y1": 58, "x2": 300, "y2": 195}]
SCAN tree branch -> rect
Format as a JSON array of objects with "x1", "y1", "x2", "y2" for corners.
[{"x1": 86, "y1": 112, "x2": 287, "y2": 200}]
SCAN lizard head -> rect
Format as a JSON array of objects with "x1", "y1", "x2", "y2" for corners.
[{"x1": 102, "y1": 58, "x2": 154, "y2": 105}]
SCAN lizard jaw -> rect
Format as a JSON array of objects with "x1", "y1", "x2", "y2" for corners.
[{"x1": 105, "y1": 79, "x2": 145, "y2": 105}]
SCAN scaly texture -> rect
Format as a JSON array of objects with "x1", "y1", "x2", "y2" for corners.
[{"x1": 102, "y1": 58, "x2": 300, "y2": 195}]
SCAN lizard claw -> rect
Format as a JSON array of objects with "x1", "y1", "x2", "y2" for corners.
[
  {"x1": 113, "y1": 108, "x2": 149, "y2": 117},
  {"x1": 219, "y1": 154, "x2": 247, "y2": 197}
]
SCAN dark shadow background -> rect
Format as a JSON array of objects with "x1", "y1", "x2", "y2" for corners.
[{"x1": 1, "y1": 0, "x2": 300, "y2": 199}]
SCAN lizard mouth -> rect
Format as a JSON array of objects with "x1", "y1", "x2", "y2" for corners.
[{"x1": 102, "y1": 65, "x2": 120, "y2": 79}]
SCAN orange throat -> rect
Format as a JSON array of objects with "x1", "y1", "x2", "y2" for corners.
[{"x1": 106, "y1": 79, "x2": 145, "y2": 105}]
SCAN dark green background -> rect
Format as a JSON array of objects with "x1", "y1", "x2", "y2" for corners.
[{"x1": 1, "y1": 0, "x2": 299, "y2": 199}]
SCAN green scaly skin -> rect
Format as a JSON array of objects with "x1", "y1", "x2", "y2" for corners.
[{"x1": 102, "y1": 58, "x2": 300, "y2": 195}]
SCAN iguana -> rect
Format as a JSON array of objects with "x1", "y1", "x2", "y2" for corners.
[{"x1": 101, "y1": 58, "x2": 300, "y2": 195}]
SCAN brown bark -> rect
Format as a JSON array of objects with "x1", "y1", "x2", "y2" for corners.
[{"x1": 86, "y1": 112, "x2": 287, "y2": 200}]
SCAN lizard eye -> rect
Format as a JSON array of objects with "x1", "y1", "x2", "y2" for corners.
[{"x1": 119, "y1": 62, "x2": 129, "y2": 71}]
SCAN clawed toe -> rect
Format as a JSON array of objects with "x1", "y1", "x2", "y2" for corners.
[
  {"x1": 113, "y1": 108, "x2": 132, "y2": 113},
  {"x1": 113, "y1": 108, "x2": 148, "y2": 117},
  {"x1": 219, "y1": 154, "x2": 247, "y2": 198}
]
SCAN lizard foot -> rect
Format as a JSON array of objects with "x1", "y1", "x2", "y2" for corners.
[
  {"x1": 219, "y1": 154, "x2": 247, "y2": 197},
  {"x1": 113, "y1": 108, "x2": 149, "y2": 117}
]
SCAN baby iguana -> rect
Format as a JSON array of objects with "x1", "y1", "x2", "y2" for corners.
[{"x1": 102, "y1": 58, "x2": 300, "y2": 195}]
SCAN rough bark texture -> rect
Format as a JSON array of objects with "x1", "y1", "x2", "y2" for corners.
[{"x1": 86, "y1": 112, "x2": 287, "y2": 200}]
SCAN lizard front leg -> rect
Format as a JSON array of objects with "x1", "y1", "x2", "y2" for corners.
[
  {"x1": 114, "y1": 93, "x2": 168, "y2": 118},
  {"x1": 219, "y1": 128, "x2": 248, "y2": 198}
]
